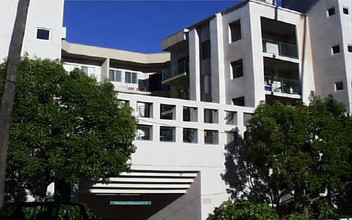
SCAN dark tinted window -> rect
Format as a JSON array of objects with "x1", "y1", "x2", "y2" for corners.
[{"x1": 37, "y1": 29, "x2": 50, "y2": 40}]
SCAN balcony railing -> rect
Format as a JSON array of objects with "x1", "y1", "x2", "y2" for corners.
[
  {"x1": 162, "y1": 63, "x2": 188, "y2": 82},
  {"x1": 262, "y1": 39, "x2": 298, "y2": 59},
  {"x1": 264, "y1": 75, "x2": 301, "y2": 95}
]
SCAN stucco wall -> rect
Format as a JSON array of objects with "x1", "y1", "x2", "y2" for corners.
[{"x1": 0, "y1": 0, "x2": 65, "y2": 60}]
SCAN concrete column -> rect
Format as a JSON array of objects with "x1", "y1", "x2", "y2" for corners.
[
  {"x1": 189, "y1": 29, "x2": 201, "y2": 101},
  {"x1": 248, "y1": 4, "x2": 266, "y2": 107},
  {"x1": 210, "y1": 14, "x2": 226, "y2": 104},
  {"x1": 101, "y1": 58, "x2": 110, "y2": 83},
  {"x1": 153, "y1": 101, "x2": 161, "y2": 141}
]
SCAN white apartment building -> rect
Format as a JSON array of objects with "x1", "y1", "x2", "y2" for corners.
[{"x1": 1, "y1": 0, "x2": 351, "y2": 219}]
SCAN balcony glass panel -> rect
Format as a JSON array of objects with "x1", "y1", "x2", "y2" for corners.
[
  {"x1": 162, "y1": 59, "x2": 189, "y2": 81},
  {"x1": 264, "y1": 75, "x2": 301, "y2": 95},
  {"x1": 262, "y1": 39, "x2": 298, "y2": 58}
]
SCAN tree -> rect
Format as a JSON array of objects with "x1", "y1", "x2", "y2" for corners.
[
  {"x1": 207, "y1": 200, "x2": 279, "y2": 220},
  {"x1": 0, "y1": 58, "x2": 137, "y2": 201},
  {"x1": 224, "y1": 95, "x2": 352, "y2": 216}
]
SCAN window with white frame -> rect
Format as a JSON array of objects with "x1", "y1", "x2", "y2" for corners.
[
  {"x1": 81, "y1": 66, "x2": 95, "y2": 77},
  {"x1": 109, "y1": 69, "x2": 122, "y2": 82},
  {"x1": 125, "y1": 72, "x2": 138, "y2": 84}
]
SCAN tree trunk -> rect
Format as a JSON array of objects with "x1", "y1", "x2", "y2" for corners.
[{"x1": 0, "y1": 0, "x2": 30, "y2": 208}]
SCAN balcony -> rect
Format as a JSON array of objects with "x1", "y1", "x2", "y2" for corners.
[
  {"x1": 162, "y1": 61, "x2": 188, "y2": 85},
  {"x1": 264, "y1": 75, "x2": 301, "y2": 95},
  {"x1": 263, "y1": 39, "x2": 298, "y2": 59}
]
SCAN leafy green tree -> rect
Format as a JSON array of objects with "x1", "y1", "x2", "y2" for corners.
[
  {"x1": 0, "y1": 58, "x2": 137, "y2": 201},
  {"x1": 207, "y1": 200, "x2": 279, "y2": 220},
  {"x1": 243, "y1": 96, "x2": 352, "y2": 215}
]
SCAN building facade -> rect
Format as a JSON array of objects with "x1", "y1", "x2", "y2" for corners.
[{"x1": 1, "y1": 0, "x2": 351, "y2": 219}]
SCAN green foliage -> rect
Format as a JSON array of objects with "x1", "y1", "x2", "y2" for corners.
[
  {"x1": 310, "y1": 200, "x2": 336, "y2": 219},
  {"x1": 284, "y1": 213, "x2": 309, "y2": 220},
  {"x1": 244, "y1": 95, "x2": 352, "y2": 214},
  {"x1": 207, "y1": 200, "x2": 279, "y2": 220},
  {"x1": 0, "y1": 58, "x2": 137, "y2": 200}
]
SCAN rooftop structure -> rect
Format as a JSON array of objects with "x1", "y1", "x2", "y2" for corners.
[{"x1": 1, "y1": 0, "x2": 351, "y2": 219}]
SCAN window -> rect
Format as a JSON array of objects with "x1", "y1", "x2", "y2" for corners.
[
  {"x1": 63, "y1": 64, "x2": 78, "y2": 72},
  {"x1": 226, "y1": 131, "x2": 235, "y2": 145},
  {"x1": 183, "y1": 128, "x2": 197, "y2": 143},
  {"x1": 332, "y1": 45, "x2": 340, "y2": 54},
  {"x1": 160, "y1": 104, "x2": 176, "y2": 120},
  {"x1": 109, "y1": 69, "x2": 122, "y2": 82},
  {"x1": 204, "y1": 130, "x2": 218, "y2": 144},
  {"x1": 225, "y1": 111, "x2": 237, "y2": 125},
  {"x1": 204, "y1": 109, "x2": 218, "y2": 124},
  {"x1": 244, "y1": 113, "x2": 252, "y2": 126},
  {"x1": 137, "y1": 102, "x2": 152, "y2": 118},
  {"x1": 348, "y1": 45, "x2": 352, "y2": 53},
  {"x1": 201, "y1": 40, "x2": 211, "y2": 59},
  {"x1": 36, "y1": 28, "x2": 50, "y2": 40},
  {"x1": 343, "y1": 7, "x2": 349, "y2": 15},
  {"x1": 232, "y1": 97, "x2": 245, "y2": 106},
  {"x1": 327, "y1": 7, "x2": 335, "y2": 16},
  {"x1": 160, "y1": 127, "x2": 175, "y2": 142},
  {"x1": 201, "y1": 74, "x2": 211, "y2": 94},
  {"x1": 177, "y1": 57, "x2": 188, "y2": 74},
  {"x1": 81, "y1": 66, "x2": 95, "y2": 77},
  {"x1": 229, "y1": 20, "x2": 241, "y2": 42},
  {"x1": 231, "y1": 59, "x2": 243, "y2": 79},
  {"x1": 335, "y1": 81, "x2": 343, "y2": 91},
  {"x1": 118, "y1": 99, "x2": 130, "y2": 106},
  {"x1": 183, "y1": 106, "x2": 198, "y2": 122},
  {"x1": 136, "y1": 125, "x2": 152, "y2": 140},
  {"x1": 125, "y1": 72, "x2": 137, "y2": 84}
]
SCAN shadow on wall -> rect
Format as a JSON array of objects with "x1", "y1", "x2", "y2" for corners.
[
  {"x1": 221, "y1": 130, "x2": 352, "y2": 210},
  {"x1": 221, "y1": 130, "x2": 274, "y2": 205}
]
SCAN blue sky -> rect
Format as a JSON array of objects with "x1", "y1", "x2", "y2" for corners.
[{"x1": 63, "y1": 1, "x2": 240, "y2": 53}]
